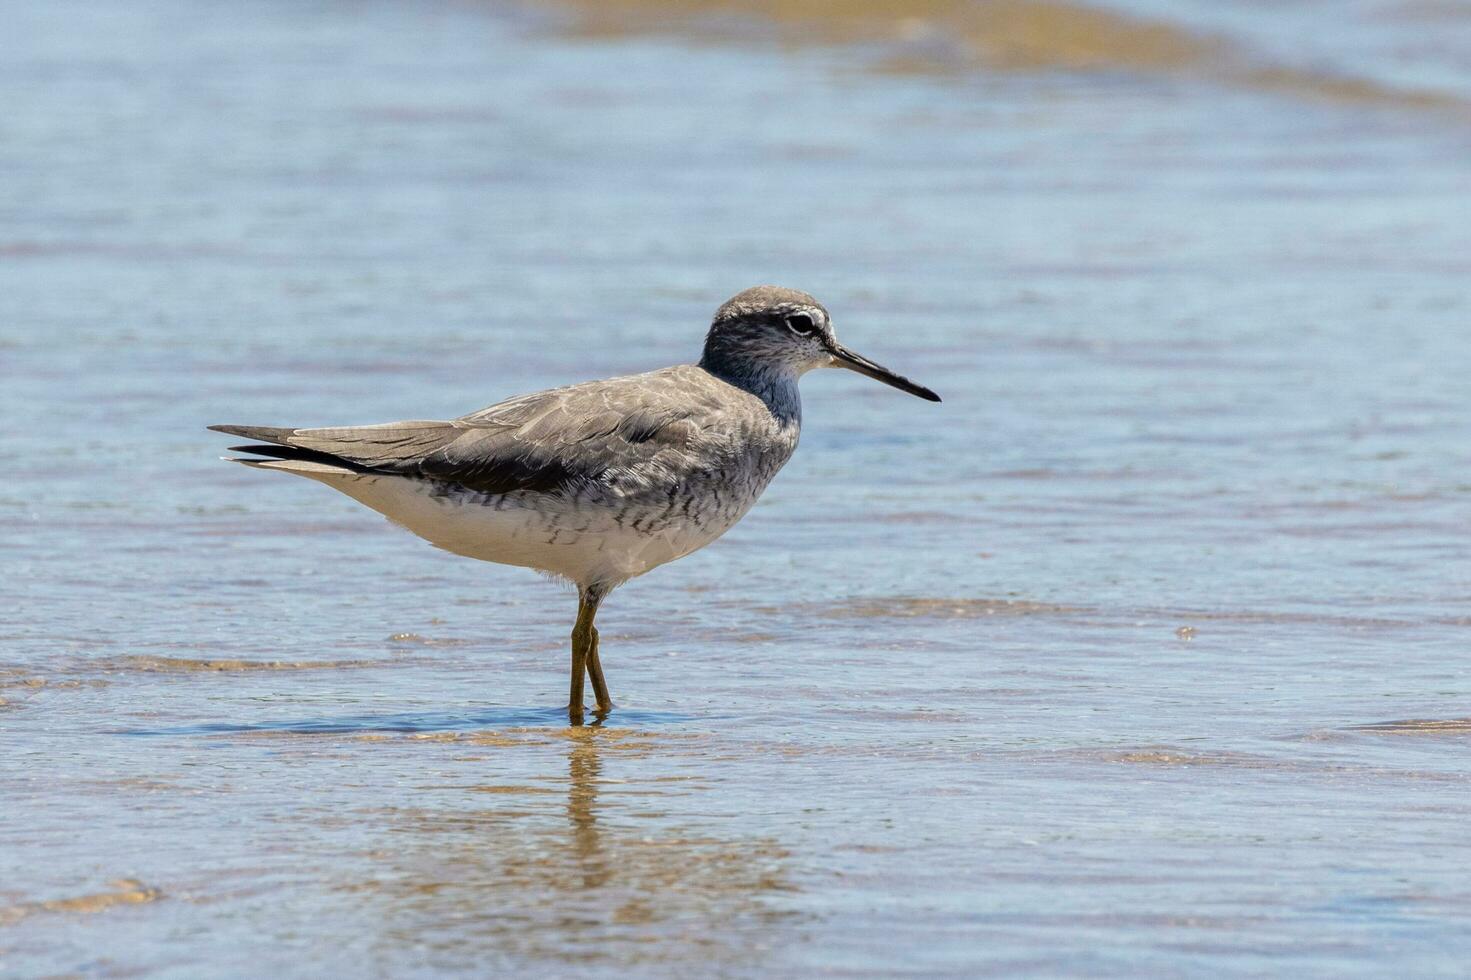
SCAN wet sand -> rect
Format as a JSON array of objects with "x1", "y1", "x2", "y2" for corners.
[
  {"x1": 3, "y1": 0, "x2": 1471, "y2": 975},
  {"x1": 551, "y1": 0, "x2": 1469, "y2": 108}
]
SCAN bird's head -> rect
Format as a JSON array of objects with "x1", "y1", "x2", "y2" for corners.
[{"x1": 700, "y1": 285, "x2": 940, "y2": 402}]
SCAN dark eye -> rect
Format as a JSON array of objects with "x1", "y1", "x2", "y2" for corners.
[{"x1": 785, "y1": 313, "x2": 817, "y2": 336}]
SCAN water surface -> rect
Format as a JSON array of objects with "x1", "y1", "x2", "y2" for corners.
[{"x1": 2, "y1": 0, "x2": 1470, "y2": 975}]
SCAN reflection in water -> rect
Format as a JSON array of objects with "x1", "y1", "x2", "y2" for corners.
[
  {"x1": 348, "y1": 729, "x2": 795, "y2": 971},
  {"x1": 566, "y1": 734, "x2": 607, "y2": 890}
]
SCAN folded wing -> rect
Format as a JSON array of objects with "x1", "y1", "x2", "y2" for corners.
[{"x1": 210, "y1": 368, "x2": 715, "y2": 496}]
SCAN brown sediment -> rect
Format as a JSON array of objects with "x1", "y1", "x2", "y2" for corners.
[
  {"x1": 0, "y1": 671, "x2": 109, "y2": 710},
  {"x1": 812, "y1": 596, "x2": 1088, "y2": 619},
  {"x1": 1105, "y1": 747, "x2": 1283, "y2": 768},
  {"x1": 1347, "y1": 718, "x2": 1471, "y2": 737},
  {"x1": 74, "y1": 777, "x2": 183, "y2": 792},
  {"x1": 386, "y1": 632, "x2": 473, "y2": 647},
  {"x1": 867, "y1": 510, "x2": 986, "y2": 525},
  {"x1": 399, "y1": 731, "x2": 517, "y2": 746},
  {"x1": 0, "y1": 880, "x2": 161, "y2": 926},
  {"x1": 539, "y1": 0, "x2": 1465, "y2": 110},
  {"x1": 1094, "y1": 746, "x2": 1469, "y2": 780},
  {"x1": 0, "y1": 675, "x2": 109, "y2": 692},
  {"x1": 98, "y1": 655, "x2": 400, "y2": 673},
  {"x1": 1135, "y1": 607, "x2": 1461, "y2": 630},
  {"x1": 1242, "y1": 64, "x2": 1455, "y2": 107},
  {"x1": 786, "y1": 594, "x2": 1465, "y2": 632}
]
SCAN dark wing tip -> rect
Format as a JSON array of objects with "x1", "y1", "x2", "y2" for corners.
[{"x1": 224, "y1": 442, "x2": 370, "y2": 471}]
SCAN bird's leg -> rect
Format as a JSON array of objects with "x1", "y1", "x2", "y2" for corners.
[
  {"x1": 568, "y1": 587, "x2": 606, "y2": 724},
  {"x1": 586, "y1": 624, "x2": 612, "y2": 716},
  {"x1": 568, "y1": 629, "x2": 587, "y2": 726}
]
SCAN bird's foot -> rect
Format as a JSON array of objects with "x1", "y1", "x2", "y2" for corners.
[{"x1": 567, "y1": 705, "x2": 611, "y2": 728}]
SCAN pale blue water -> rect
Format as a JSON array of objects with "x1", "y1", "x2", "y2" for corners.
[{"x1": 2, "y1": 0, "x2": 1470, "y2": 976}]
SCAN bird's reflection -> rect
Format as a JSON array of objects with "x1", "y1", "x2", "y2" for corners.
[
  {"x1": 351, "y1": 725, "x2": 793, "y2": 970},
  {"x1": 566, "y1": 732, "x2": 608, "y2": 888}
]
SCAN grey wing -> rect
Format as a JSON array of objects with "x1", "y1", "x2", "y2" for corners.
[
  {"x1": 210, "y1": 370, "x2": 713, "y2": 496},
  {"x1": 439, "y1": 378, "x2": 712, "y2": 495}
]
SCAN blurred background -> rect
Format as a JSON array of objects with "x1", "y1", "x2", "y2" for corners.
[{"x1": 2, "y1": 1, "x2": 1469, "y2": 976}]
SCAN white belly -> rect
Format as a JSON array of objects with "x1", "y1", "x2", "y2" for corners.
[{"x1": 299, "y1": 468, "x2": 735, "y2": 587}]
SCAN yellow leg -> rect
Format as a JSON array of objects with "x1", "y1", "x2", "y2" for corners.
[
  {"x1": 568, "y1": 626, "x2": 587, "y2": 724},
  {"x1": 568, "y1": 587, "x2": 607, "y2": 724},
  {"x1": 586, "y1": 625, "x2": 612, "y2": 715}
]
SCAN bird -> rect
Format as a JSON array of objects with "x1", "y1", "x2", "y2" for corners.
[{"x1": 210, "y1": 286, "x2": 940, "y2": 723}]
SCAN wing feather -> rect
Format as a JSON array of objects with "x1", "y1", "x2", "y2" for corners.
[{"x1": 211, "y1": 366, "x2": 722, "y2": 496}]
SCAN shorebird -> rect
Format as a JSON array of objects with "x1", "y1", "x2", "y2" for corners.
[{"x1": 211, "y1": 286, "x2": 939, "y2": 722}]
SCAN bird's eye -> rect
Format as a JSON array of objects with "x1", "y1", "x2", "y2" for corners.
[{"x1": 785, "y1": 313, "x2": 817, "y2": 336}]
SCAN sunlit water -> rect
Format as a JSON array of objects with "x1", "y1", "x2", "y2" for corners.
[{"x1": 3, "y1": 0, "x2": 1470, "y2": 975}]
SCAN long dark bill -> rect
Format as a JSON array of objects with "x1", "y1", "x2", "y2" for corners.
[{"x1": 829, "y1": 344, "x2": 941, "y2": 402}]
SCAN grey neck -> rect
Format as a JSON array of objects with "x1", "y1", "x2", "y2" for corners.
[{"x1": 698, "y1": 353, "x2": 803, "y2": 425}]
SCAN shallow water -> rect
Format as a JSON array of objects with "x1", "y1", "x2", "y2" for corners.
[{"x1": 3, "y1": 0, "x2": 1470, "y2": 975}]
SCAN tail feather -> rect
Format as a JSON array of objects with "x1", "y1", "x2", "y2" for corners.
[
  {"x1": 229, "y1": 457, "x2": 363, "y2": 478},
  {"x1": 208, "y1": 424, "x2": 297, "y2": 445},
  {"x1": 214, "y1": 426, "x2": 389, "y2": 484}
]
